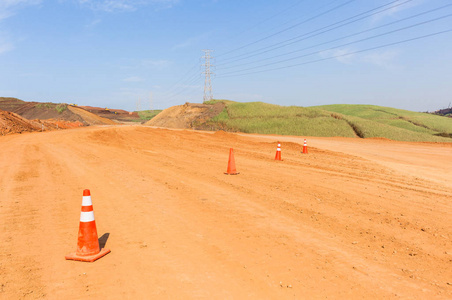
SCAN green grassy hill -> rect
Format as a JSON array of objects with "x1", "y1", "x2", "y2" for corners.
[
  {"x1": 202, "y1": 100, "x2": 452, "y2": 142},
  {"x1": 136, "y1": 110, "x2": 162, "y2": 122}
]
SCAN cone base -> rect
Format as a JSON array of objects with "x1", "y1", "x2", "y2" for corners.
[
  {"x1": 224, "y1": 172, "x2": 240, "y2": 175},
  {"x1": 65, "y1": 248, "x2": 111, "y2": 262}
]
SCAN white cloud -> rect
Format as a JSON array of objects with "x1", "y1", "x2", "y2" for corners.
[
  {"x1": 372, "y1": 0, "x2": 425, "y2": 23},
  {"x1": 0, "y1": 40, "x2": 14, "y2": 54},
  {"x1": 0, "y1": 0, "x2": 41, "y2": 8},
  {"x1": 172, "y1": 32, "x2": 211, "y2": 51},
  {"x1": 123, "y1": 76, "x2": 144, "y2": 82},
  {"x1": 319, "y1": 48, "x2": 355, "y2": 64},
  {"x1": 0, "y1": 0, "x2": 41, "y2": 55},
  {"x1": 362, "y1": 50, "x2": 400, "y2": 69},
  {"x1": 141, "y1": 59, "x2": 172, "y2": 68},
  {"x1": 0, "y1": 0, "x2": 41, "y2": 20},
  {"x1": 0, "y1": 29, "x2": 15, "y2": 55},
  {"x1": 77, "y1": 0, "x2": 179, "y2": 12},
  {"x1": 85, "y1": 18, "x2": 101, "y2": 28}
]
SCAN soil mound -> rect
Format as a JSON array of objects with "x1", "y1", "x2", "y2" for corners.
[
  {"x1": 0, "y1": 109, "x2": 42, "y2": 135},
  {"x1": 67, "y1": 106, "x2": 116, "y2": 125},
  {"x1": 78, "y1": 106, "x2": 140, "y2": 122},
  {"x1": 0, "y1": 97, "x2": 115, "y2": 126},
  {"x1": 145, "y1": 102, "x2": 224, "y2": 129}
]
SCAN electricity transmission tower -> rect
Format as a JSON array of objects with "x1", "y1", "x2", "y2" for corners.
[{"x1": 202, "y1": 49, "x2": 214, "y2": 103}]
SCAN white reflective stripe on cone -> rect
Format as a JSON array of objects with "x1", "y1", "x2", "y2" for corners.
[
  {"x1": 80, "y1": 211, "x2": 95, "y2": 222},
  {"x1": 82, "y1": 196, "x2": 93, "y2": 206}
]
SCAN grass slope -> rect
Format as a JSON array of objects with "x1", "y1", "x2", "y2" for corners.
[
  {"x1": 204, "y1": 100, "x2": 452, "y2": 142},
  {"x1": 206, "y1": 101, "x2": 355, "y2": 137},
  {"x1": 316, "y1": 104, "x2": 452, "y2": 142},
  {"x1": 136, "y1": 110, "x2": 162, "y2": 122}
]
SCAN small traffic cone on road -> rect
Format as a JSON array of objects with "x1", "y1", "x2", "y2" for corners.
[
  {"x1": 302, "y1": 139, "x2": 308, "y2": 154},
  {"x1": 224, "y1": 148, "x2": 239, "y2": 175},
  {"x1": 65, "y1": 189, "x2": 110, "y2": 262},
  {"x1": 275, "y1": 142, "x2": 282, "y2": 161}
]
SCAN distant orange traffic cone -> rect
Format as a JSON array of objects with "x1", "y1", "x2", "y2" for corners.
[
  {"x1": 302, "y1": 139, "x2": 308, "y2": 154},
  {"x1": 224, "y1": 148, "x2": 239, "y2": 175},
  {"x1": 275, "y1": 142, "x2": 282, "y2": 161},
  {"x1": 65, "y1": 189, "x2": 110, "y2": 262}
]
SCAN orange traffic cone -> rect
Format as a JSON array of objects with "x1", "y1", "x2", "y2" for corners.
[
  {"x1": 224, "y1": 148, "x2": 239, "y2": 175},
  {"x1": 302, "y1": 139, "x2": 308, "y2": 154},
  {"x1": 65, "y1": 189, "x2": 110, "y2": 262},
  {"x1": 275, "y1": 142, "x2": 282, "y2": 161}
]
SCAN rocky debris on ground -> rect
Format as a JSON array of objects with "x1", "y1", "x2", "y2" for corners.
[
  {"x1": 0, "y1": 108, "x2": 88, "y2": 136},
  {"x1": 0, "y1": 109, "x2": 42, "y2": 135}
]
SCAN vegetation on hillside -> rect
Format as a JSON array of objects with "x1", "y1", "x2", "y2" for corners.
[
  {"x1": 203, "y1": 100, "x2": 452, "y2": 142},
  {"x1": 35, "y1": 102, "x2": 67, "y2": 113},
  {"x1": 136, "y1": 110, "x2": 162, "y2": 122},
  {"x1": 316, "y1": 104, "x2": 452, "y2": 141}
]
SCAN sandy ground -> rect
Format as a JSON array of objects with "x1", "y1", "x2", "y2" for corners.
[{"x1": 0, "y1": 125, "x2": 451, "y2": 299}]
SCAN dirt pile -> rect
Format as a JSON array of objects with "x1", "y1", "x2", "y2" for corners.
[
  {"x1": 37, "y1": 119, "x2": 85, "y2": 130},
  {"x1": 0, "y1": 108, "x2": 87, "y2": 135},
  {"x1": 0, "y1": 98, "x2": 82, "y2": 121},
  {"x1": 79, "y1": 105, "x2": 140, "y2": 122},
  {"x1": 0, "y1": 97, "x2": 116, "y2": 126},
  {"x1": 67, "y1": 106, "x2": 116, "y2": 125},
  {"x1": 0, "y1": 97, "x2": 26, "y2": 111},
  {"x1": 0, "y1": 109, "x2": 42, "y2": 135},
  {"x1": 145, "y1": 102, "x2": 224, "y2": 129}
]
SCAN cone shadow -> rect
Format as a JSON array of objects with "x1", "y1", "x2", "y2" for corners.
[{"x1": 98, "y1": 233, "x2": 110, "y2": 249}]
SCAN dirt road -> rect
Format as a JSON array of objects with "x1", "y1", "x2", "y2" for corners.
[{"x1": 0, "y1": 126, "x2": 451, "y2": 299}]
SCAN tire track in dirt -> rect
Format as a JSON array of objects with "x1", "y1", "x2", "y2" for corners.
[
  {"x1": 1, "y1": 126, "x2": 451, "y2": 298},
  {"x1": 84, "y1": 126, "x2": 451, "y2": 297},
  {"x1": 123, "y1": 135, "x2": 442, "y2": 298},
  {"x1": 0, "y1": 140, "x2": 46, "y2": 298}
]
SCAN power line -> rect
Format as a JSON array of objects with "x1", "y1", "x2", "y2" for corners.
[
  {"x1": 160, "y1": 1, "x2": 315, "y2": 104},
  {"x1": 159, "y1": 62, "x2": 199, "y2": 98},
  {"x1": 217, "y1": 4, "x2": 452, "y2": 71},
  {"x1": 157, "y1": 61, "x2": 202, "y2": 107},
  {"x1": 162, "y1": 71, "x2": 201, "y2": 101},
  {"x1": 216, "y1": 0, "x2": 357, "y2": 58},
  {"x1": 215, "y1": 0, "x2": 309, "y2": 50},
  {"x1": 217, "y1": 0, "x2": 415, "y2": 65},
  {"x1": 158, "y1": 77, "x2": 203, "y2": 108},
  {"x1": 216, "y1": 13, "x2": 452, "y2": 75},
  {"x1": 216, "y1": 29, "x2": 452, "y2": 78}
]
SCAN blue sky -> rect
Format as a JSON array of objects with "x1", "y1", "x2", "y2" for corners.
[{"x1": 1, "y1": 0, "x2": 451, "y2": 112}]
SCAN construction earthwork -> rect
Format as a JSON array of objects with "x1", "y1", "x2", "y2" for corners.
[{"x1": 0, "y1": 125, "x2": 451, "y2": 299}]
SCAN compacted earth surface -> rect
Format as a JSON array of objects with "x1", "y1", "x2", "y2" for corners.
[{"x1": 0, "y1": 125, "x2": 451, "y2": 299}]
